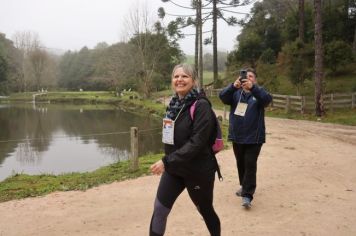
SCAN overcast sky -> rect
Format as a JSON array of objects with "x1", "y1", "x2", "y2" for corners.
[{"x1": 0, "y1": 0, "x2": 254, "y2": 55}]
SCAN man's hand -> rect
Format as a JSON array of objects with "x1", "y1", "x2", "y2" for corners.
[{"x1": 233, "y1": 77, "x2": 242, "y2": 88}]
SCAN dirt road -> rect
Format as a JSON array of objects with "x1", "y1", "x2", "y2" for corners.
[{"x1": 0, "y1": 117, "x2": 355, "y2": 236}]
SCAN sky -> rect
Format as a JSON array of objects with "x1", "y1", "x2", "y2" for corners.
[{"x1": 0, "y1": 0, "x2": 255, "y2": 55}]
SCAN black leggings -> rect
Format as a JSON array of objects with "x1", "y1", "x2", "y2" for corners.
[{"x1": 149, "y1": 172, "x2": 220, "y2": 236}]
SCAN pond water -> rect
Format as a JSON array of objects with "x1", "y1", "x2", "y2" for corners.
[{"x1": 0, "y1": 103, "x2": 163, "y2": 181}]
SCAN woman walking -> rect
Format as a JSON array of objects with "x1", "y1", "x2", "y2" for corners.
[{"x1": 149, "y1": 64, "x2": 221, "y2": 236}]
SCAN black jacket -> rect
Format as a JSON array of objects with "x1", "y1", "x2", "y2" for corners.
[{"x1": 162, "y1": 97, "x2": 217, "y2": 178}]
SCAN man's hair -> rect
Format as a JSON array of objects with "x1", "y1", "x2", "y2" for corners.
[{"x1": 246, "y1": 68, "x2": 257, "y2": 78}]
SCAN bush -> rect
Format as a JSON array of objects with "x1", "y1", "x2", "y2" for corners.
[{"x1": 324, "y1": 40, "x2": 353, "y2": 74}]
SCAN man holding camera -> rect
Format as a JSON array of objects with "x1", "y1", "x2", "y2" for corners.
[{"x1": 219, "y1": 68, "x2": 272, "y2": 209}]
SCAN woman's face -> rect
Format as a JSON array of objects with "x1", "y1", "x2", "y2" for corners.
[{"x1": 172, "y1": 67, "x2": 195, "y2": 98}]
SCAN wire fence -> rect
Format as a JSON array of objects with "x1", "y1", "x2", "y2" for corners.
[{"x1": 0, "y1": 127, "x2": 162, "y2": 144}]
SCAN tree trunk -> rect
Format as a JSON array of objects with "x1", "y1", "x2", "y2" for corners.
[
  {"x1": 314, "y1": 0, "x2": 324, "y2": 117},
  {"x1": 212, "y1": 0, "x2": 218, "y2": 87},
  {"x1": 353, "y1": 24, "x2": 356, "y2": 54},
  {"x1": 198, "y1": 0, "x2": 203, "y2": 89},
  {"x1": 299, "y1": 0, "x2": 305, "y2": 42},
  {"x1": 195, "y1": 2, "x2": 199, "y2": 75}
]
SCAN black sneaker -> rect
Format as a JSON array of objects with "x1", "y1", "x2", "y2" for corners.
[
  {"x1": 235, "y1": 188, "x2": 242, "y2": 197},
  {"x1": 241, "y1": 197, "x2": 252, "y2": 208}
]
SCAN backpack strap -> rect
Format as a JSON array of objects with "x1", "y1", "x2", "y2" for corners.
[
  {"x1": 189, "y1": 100, "x2": 198, "y2": 120},
  {"x1": 189, "y1": 99, "x2": 223, "y2": 181}
]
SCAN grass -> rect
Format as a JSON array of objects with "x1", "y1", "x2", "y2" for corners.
[
  {"x1": 265, "y1": 70, "x2": 356, "y2": 96},
  {"x1": 0, "y1": 153, "x2": 161, "y2": 203},
  {"x1": 265, "y1": 107, "x2": 356, "y2": 126},
  {"x1": 7, "y1": 91, "x2": 118, "y2": 103}
]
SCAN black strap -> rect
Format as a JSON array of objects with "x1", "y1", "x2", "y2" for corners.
[{"x1": 213, "y1": 156, "x2": 223, "y2": 181}]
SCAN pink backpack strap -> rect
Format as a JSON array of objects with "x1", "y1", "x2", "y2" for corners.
[{"x1": 190, "y1": 100, "x2": 198, "y2": 120}]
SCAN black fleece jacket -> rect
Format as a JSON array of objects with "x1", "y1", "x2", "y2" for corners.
[{"x1": 162, "y1": 97, "x2": 217, "y2": 179}]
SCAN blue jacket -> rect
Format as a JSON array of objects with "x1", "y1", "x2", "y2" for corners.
[{"x1": 219, "y1": 84, "x2": 272, "y2": 144}]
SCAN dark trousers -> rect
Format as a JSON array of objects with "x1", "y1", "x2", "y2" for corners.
[
  {"x1": 149, "y1": 171, "x2": 221, "y2": 236},
  {"x1": 232, "y1": 143, "x2": 262, "y2": 200}
]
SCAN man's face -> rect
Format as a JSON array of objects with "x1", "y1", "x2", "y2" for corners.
[{"x1": 247, "y1": 71, "x2": 256, "y2": 84}]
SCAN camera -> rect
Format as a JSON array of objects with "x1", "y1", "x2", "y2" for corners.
[{"x1": 239, "y1": 69, "x2": 247, "y2": 82}]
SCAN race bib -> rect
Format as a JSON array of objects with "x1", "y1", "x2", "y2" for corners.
[
  {"x1": 162, "y1": 118, "x2": 175, "y2": 145},
  {"x1": 234, "y1": 102, "x2": 248, "y2": 117}
]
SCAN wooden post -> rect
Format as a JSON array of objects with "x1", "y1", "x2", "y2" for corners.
[
  {"x1": 285, "y1": 96, "x2": 291, "y2": 113},
  {"x1": 223, "y1": 106, "x2": 227, "y2": 122},
  {"x1": 301, "y1": 96, "x2": 306, "y2": 114},
  {"x1": 330, "y1": 93, "x2": 334, "y2": 113},
  {"x1": 130, "y1": 127, "x2": 139, "y2": 171},
  {"x1": 352, "y1": 93, "x2": 356, "y2": 109}
]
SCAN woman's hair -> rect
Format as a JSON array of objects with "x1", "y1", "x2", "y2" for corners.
[{"x1": 171, "y1": 64, "x2": 200, "y2": 89}]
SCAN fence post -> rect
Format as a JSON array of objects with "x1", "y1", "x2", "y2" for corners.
[
  {"x1": 285, "y1": 96, "x2": 291, "y2": 112},
  {"x1": 130, "y1": 127, "x2": 139, "y2": 171},
  {"x1": 330, "y1": 93, "x2": 334, "y2": 113},
  {"x1": 352, "y1": 93, "x2": 356, "y2": 109},
  {"x1": 301, "y1": 96, "x2": 306, "y2": 114},
  {"x1": 223, "y1": 106, "x2": 227, "y2": 121}
]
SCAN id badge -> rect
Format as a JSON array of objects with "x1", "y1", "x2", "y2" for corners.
[
  {"x1": 162, "y1": 118, "x2": 175, "y2": 145},
  {"x1": 234, "y1": 102, "x2": 248, "y2": 117}
]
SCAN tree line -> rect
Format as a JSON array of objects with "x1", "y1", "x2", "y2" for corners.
[
  {"x1": 1, "y1": 0, "x2": 355, "y2": 107},
  {"x1": 226, "y1": 0, "x2": 355, "y2": 92}
]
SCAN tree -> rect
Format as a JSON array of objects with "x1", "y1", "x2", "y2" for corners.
[
  {"x1": 0, "y1": 46, "x2": 8, "y2": 83},
  {"x1": 124, "y1": 5, "x2": 183, "y2": 97},
  {"x1": 0, "y1": 33, "x2": 23, "y2": 94},
  {"x1": 324, "y1": 40, "x2": 353, "y2": 73},
  {"x1": 227, "y1": 0, "x2": 286, "y2": 70},
  {"x1": 58, "y1": 47, "x2": 95, "y2": 90},
  {"x1": 159, "y1": 0, "x2": 252, "y2": 87},
  {"x1": 12, "y1": 31, "x2": 42, "y2": 91},
  {"x1": 28, "y1": 48, "x2": 48, "y2": 91},
  {"x1": 314, "y1": 0, "x2": 324, "y2": 117},
  {"x1": 280, "y1": 39, "x2": 313, "y2": 95},
  {"x1": 203, "y1": 51, "x2": 227, "y2": 71},
  {"x1": 158, "y1": 0, "x2": 205, "y2": 87},
  {"x1": 299, "y1": 0, "x2": 305, "y2": 42}
]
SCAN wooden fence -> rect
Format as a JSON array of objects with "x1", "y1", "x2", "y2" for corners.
[{"x1": 206, "y1": 89, "x2": 356, "y2": 113}]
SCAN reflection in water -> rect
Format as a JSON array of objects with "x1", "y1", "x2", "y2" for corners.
[
  {"x1": 16, "y1": 140, "x2": 41, "y2": 164},
  {"x1": 0, "y1": 103, "x2": 163, "y2": 181}
]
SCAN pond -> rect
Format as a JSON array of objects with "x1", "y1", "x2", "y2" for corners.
[{"x1": 0, "y1": 103, "x2": 163, "y2": 181}]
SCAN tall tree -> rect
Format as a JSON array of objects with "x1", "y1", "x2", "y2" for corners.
[
  {"x1": 125, "y1": 5, "x2": 183, "y2": 97},
  {"x1": 159, "y1": 0, "x2": 205, "y2": 87},
  {"x1": 299, "y1": 0, "x2": 305, "y2": 42},
  {"x1": 160, "y1": 0, "x2": 252, "y2": 88},
  {"x1": 28, "y1": 48, "x2": 48, "y2": 91},
  {"x1": 12, "y1": 31, "x2": 41, "y2": 91},
  {"x1": 314, "y1": 0, "x2": 324, "y2": 117},
  {"x1": 350, "y1": 0, "x2": 356, "y2": 54},
  {"x1": 212, "y1": 0, "x2": 218, "y2": 86}
]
